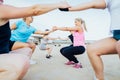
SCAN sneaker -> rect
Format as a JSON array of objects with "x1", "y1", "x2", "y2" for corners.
[
  {"x1": 93, "y1": 76, "x2": 99, "y2": 80},
  {"x1": 65, "y1": 61, "x2": 75, "y2": 65},
  {"x1": 46, "y1": 54, "x2": 52, "y2": 59},
  {"x1": 73, "y1": 63, "x2": 82, "y2": 68},
  {"x1": 30, "y1": 59, "x2": 37, "y2": 65},
  {"x1": 93, "y1": 75, "x2": 108, "y2": 80}
]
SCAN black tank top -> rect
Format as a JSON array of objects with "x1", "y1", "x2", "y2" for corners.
[{"x1": 0, "y1": 22, "x2": 11, "y2": 54}]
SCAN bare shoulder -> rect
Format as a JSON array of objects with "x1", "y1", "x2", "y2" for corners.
[{"x1": 0, "y1": 18, "x2": 9, "y2": 26}]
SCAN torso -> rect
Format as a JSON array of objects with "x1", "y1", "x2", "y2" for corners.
[
  {"x1": 0, "y1": 22, "x2": 11, "y2": 54},
  {"x1": 73, "y1": 31, "x2": 85, "y2": 47},
  {"x1": 105, "y1": 0, "x2": 120, "y2": 32},
  {"x1": 10, "y1": 20, "x2": 36, "y2": 42}
]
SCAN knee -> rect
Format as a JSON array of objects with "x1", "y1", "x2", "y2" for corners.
[
  {"x1": 86, "y1": 44, "x2": 99, "y2": 57},
  {"x1": 31, "y1": 43, "x2": 36, "y2": 49},
  {"x1": 116, "y1": 40, "x2": 120, "y2": 49},
  {"x1": 22, "y1": 47, "x2": 32, "y2": 54},
  {"x1": 19, "y1": 47, "x2": 33, "y2": 57},
  {"x1": 116, "y1": 40, "x2": 120, "y2": 54},
  {"x1": 60, "y1": 48, "x2": 65, "y2": 54},
  {"x1": 60, "y1": 48, "x2": 63, "y2": 53}
]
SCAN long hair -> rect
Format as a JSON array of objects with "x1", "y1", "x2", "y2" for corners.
[{"x1": 75, "y1": 18, "x2": 87, "y2": 32}]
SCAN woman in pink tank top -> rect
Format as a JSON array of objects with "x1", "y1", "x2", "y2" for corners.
[{"x1": 53, "y1": 18, "x2": 87, "y2": 68}]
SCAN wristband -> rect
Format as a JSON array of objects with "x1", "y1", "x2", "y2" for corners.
[{"x1": 59, "y1": 8, "x2": 69, "y2": 11}]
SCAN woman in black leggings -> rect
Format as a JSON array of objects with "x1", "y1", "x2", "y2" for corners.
[
  {"x1": 53, "y1": 18, "x2": 87, "y2": 68},
  {"x1": 60, "y1": 34, "x2": 85, "y2": 68}
]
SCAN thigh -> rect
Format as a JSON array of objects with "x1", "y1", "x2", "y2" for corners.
[
  {"x1": 10, "y1": 47, "x2": 32, "y2": 58},
  {"x1": 11, "y1": 41, "x2": 29, "y2": 51},
  {"x1": 62, "y1": 46, "x2": 75, "y2": 54},
  {"x1": 27, "y1": 42, "x2": 36, "y2": 48},
  {"x1": 87, "y1": 37, "x2": 117, "y2": 55},
  {"x1": 60, "y1": 45, "x2": 72, "y2": 53},
  {"x1": 0, "y1": 54, "x2": 29, "y2": 80}
]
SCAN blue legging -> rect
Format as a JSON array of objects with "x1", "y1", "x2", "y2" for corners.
[{"x1": 60, "y1": 45, "x2": 85, "y2": 63}]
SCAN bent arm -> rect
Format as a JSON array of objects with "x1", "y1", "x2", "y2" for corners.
[
  {"x1": 10, "y1": 23, "x2": 17, "y2": 30},
  {"x1": 69, "y1": 0, "x2": 106, "y2": 11}
]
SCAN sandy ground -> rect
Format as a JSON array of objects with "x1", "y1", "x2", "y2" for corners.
[{"x1": 23, "y1": 44, "x2": 120, "y2": 80}]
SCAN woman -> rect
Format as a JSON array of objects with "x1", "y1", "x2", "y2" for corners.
[
  {"x1": 53, "y1": 18, "x2": 87, "y2": 68},
  {"x1": 10, "y1": 17, "x2": 54, "y2": 53},
  {"x1": 39, "y1": 29, "x2": 53, "y2": 59},
  {"x1": 0, "y1": 0, "x2": 70, "y2": 79},
  {"x1": 59, "y1": 0, "x2": 120, "y2": 80}
]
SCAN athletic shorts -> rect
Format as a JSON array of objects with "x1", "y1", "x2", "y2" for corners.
[{"x1": 9, "y1": 40, "x2": 15, "y2": 51}]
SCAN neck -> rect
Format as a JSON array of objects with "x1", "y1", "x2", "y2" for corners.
[{"x1": 26, "y1": 21, "x2": 30, "y2": 26}]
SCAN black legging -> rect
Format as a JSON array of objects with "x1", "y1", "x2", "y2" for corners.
[{"x1": 60, "y1": 45, "x2": 85, "y2": 63}]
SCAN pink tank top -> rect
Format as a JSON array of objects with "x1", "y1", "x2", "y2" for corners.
[{"x1": 73, "y1": 31, "x2": 85, "y2": 46}]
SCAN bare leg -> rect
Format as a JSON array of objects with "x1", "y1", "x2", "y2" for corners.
[
  {"x1": 11, "y1": 41, "x2": 36, "y2": 53},
  {"x1": 87, "y1": 37, "x2": 117, "y2": 80},
  {"x1": 45, "y1": 45, "x2": 52, "y2": 58},
  {"x1": 0, "y1": 53, "x2": 29, "y2": 80},
  {"x1": 11, "y1": 45, "x2": 33, "y2": 58},
  {"x1": 11, "y1": 41, "x2": 35, "y2": 58},
  {"x1": 46, "y1": 45, "x2": 52, "y2": 55}
]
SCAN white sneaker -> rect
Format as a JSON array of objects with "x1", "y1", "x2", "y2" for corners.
[
  {"x1": 30, "y1": 59, "x2": 37, "y2": 65},
  {"x1": 94, "y1": 76, "x2": 99, "y2": 80},
  {"x1": 94, "y1": 75, "x2": 108, "y2": 80}
]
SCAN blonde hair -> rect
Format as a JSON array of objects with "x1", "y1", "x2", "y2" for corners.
[{"x1": 75, "y1": 18, "x2": 87, "y2": 32}]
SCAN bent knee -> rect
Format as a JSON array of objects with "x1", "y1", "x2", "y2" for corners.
[
  {"x1": 116, "y1": 40, "x2": 120, "y2": 48},
  {"x1": 86, "y1": 44, "x2": 100, "y2": 56}
]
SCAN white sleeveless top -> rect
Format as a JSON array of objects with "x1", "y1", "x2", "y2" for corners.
[{"x1": 105, "y1": 0, "x2": 120, "y2": 33}]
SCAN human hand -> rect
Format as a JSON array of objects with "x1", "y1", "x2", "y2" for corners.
[{"x1": 52, "y1": 26, "x2": 58, "y2": 31}]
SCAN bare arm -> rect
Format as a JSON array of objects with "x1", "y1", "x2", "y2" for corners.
[
  {"x1": 10, "y1": 23, "x2": 16, "y2": 30},
  {"x1": 53, "y1": 26, "x2": 80, "y2": 31},
  {"x1": 69, "y1": 0, "x2": 106, "y2": 11},
  {"x1": 34, "y1": 30, "x2": 53, "y2": 35},
  {"x1": 0, "y1": 1, "x2": 70, "y2": 19}
]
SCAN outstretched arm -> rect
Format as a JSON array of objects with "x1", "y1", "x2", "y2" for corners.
[
  {"x1": 0, "y1": 1, "x2": 70, "y2": 19},
  {"x1": 34, "y1": 30, "x2": 53, "y2": 35},
  {"x1": 59, "y1": 0, "x2": 106, "y2": 11},
  {"x1": 53, "y1": 26, "x2": 80, "y2": 31}
]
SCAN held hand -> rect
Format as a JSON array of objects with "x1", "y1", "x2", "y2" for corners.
[{"x1": 52, "y1": 26, "x2": 58, "y2": 31}]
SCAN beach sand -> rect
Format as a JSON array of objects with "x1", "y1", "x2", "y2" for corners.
[{"x1": 23, "y1": 44, "x2": 120, "y2": 80}]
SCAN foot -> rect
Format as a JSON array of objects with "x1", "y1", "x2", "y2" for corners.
[
  {"x1": 93, "y1": 75, "x2": 108, "y2": 80},
  {"x1": 46, "y1": 54, "x2": 52, "y2": 59},
  {"x1": 65, "y1": 61, "x2": 75, "y2": 65},
  {"x1": 73, "y1": 63, "x2": 82, "y2": 68}
]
